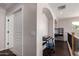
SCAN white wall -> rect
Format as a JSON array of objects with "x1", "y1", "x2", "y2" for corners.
[
  {"x1": 23, "y1": 4, "x2": 36, "y2": 56},
  {"x1": 0, "y1": 7, "x2": 6, "y2": 51},
  {"x1": 37, "y1": 3, "x2": 56, "y2": 56},
  {"x1": 57, "y1": 17, "x2": 79, "y2": 41}
]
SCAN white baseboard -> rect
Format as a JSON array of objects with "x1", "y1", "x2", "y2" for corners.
[
  {"x1": 55, "y1": 39, "x2": 66, "y2": 42},
  {"x1": 0, "y1": 49, "x2": 5, "y2": 51}
]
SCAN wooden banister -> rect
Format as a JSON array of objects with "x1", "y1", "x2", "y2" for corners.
[
  {"x1": 68, "y1": 32, "x2": 79, "y2": 56},
  {"x1": 72, "y1": 32, "x2": 75, "y2": 55}
]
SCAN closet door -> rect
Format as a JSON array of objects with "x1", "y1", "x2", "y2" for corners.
[{"x1": 13, "y1": 10, "x2": 22, "y2": 56}]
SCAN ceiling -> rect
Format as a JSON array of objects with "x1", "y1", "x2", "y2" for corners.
[
  {"x1": 49, "y1": 3, "x2": 79, "y2": 19},
  {"x1": 0, "y1": 3, "x2": 79, "y2": 19},
  {"x1": 0, "y1": 3, "x2": 18, "y2": 10}
]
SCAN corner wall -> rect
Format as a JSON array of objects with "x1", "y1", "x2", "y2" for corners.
[{"x1": 23, "y1": 3, "x2": 37, "y2": 56}]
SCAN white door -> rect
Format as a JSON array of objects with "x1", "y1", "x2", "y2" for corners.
[{"x1": 6, "y1": 15, "x2": 14, "y2": 49}]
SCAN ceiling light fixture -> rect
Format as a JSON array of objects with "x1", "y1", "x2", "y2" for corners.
[{"x1": 58, "y1": 5, "x2": 66, "y2": 10}]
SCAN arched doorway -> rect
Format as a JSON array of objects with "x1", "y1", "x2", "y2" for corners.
[
  {"x1": 43, "y1": 8, "x2": 55, "y2": 56},
  {"x1": 43, "y1": 8, "x2": 53, "y2": 37}
]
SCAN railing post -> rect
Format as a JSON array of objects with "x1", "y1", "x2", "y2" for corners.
[{"x1": 72, "y1": 32, "x2": 75, "y2": 55}]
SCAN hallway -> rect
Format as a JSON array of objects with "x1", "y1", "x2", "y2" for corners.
[{"x1": 43, "y1": 40, "x2": 70, "y2": 56}]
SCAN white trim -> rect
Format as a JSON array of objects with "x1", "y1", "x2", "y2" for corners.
[
  {"x1": 4, "y1": 10, "x2": 7, "y2": 50},
  {"x1": 21, "y1": 5, "x2": 24, "y2": 56}
]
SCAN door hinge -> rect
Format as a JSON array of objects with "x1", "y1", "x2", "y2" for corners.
[{"x1": 7, "y1": 42, "x2": 9, "y2": 45}]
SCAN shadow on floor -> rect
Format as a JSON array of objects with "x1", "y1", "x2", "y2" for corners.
[{"x1": 0, "y1": 49, "x2": 16, "y2": 56}]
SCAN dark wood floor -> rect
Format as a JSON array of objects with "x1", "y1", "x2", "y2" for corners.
[
  {"x1": 0, "y1": 49, "x2": 16, "y2": 56},
  {"x1": 43, "y1": 40, "x2": 70, "y2": 56}
]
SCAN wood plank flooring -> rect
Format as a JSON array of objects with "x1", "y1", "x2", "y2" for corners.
[{"x1": 43, "y1": 40, "x2": 70, "y2": 56}]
